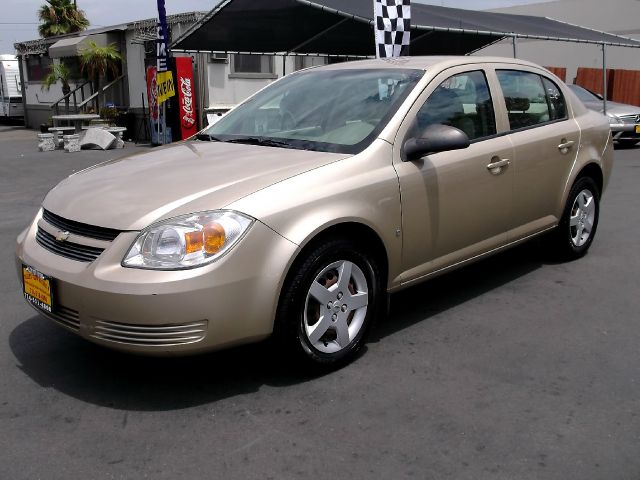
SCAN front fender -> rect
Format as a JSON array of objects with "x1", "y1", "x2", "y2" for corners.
[{"x1": 227, "y1": 139, "x2": 403, "y2": 289}]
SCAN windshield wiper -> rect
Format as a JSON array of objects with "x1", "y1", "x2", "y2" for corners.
[
  {"x1": 195, "y1": 133, "x2": 223, "y2": 141},
  {"x1": 225, "y1": 137, "x2": 296, "y2": 149}
]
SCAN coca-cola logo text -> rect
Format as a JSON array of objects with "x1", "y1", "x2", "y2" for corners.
[{"x1": 180, "y1": 76, "x2": 196, "y2": 128}]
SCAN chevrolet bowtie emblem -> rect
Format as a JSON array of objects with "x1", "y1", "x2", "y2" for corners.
[{"x1": 55, "y1": 230, "x2": 70, "y2": 242}]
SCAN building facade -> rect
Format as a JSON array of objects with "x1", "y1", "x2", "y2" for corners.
[{"x1": 14, "y1": 12, "x2": 205, "y2": 132}]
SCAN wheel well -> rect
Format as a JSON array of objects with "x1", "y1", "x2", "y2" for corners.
[
  {"x1": 290, "y1": 222, "x2": 389, "y2": 289},
  {"x1": 576, "y1": 163, "x2": 603, "y2": 196}
]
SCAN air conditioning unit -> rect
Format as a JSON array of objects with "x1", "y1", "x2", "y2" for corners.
[{"x1": 209, "y1": 53, "x2": 229, "y2": 63}]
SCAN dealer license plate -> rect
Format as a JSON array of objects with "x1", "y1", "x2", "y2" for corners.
[
  {"x1": 22, "y1": 265, "x2": 54, "y2": 313},
  {"x1": 635, "y1": 125, "x2": 640, "y2": 134}
]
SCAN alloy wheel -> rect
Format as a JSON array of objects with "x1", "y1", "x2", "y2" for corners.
[
  {"x1": 303, "y1": 260, "x2": 369, "y2": 354},
  {"x1": 570, "y1": 189, "x2": 596, "y2": 247}
]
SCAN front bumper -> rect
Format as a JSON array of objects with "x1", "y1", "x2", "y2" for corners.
[
  {"x1": 610, "y1": 122, "x2": 640, "y2": 141},
  {"x1": 16, "y1": 210, "x2": 298, "y2": 355}
]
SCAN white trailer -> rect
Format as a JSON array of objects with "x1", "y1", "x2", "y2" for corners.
[{"x1": 0, "y1": 54, "x2": 23, "y2": 118}]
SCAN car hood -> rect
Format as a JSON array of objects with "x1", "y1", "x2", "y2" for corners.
[
  {"x1": 43, "y1": 141, "x2": 349, "y2": 231},
  {"x1": 582, "y1": 99, "x2": 639, "y2": 117}
]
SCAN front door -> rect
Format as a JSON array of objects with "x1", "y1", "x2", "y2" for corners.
[{"x1": 394, "y1": 68, "x2": 514, "y2": 283}]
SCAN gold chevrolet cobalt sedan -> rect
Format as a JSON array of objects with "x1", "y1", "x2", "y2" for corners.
[{"x1": 16, "y1": 57, "x2": 613, "y2": 368}]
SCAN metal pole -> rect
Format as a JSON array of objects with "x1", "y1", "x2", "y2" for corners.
[
  {"x1": 602, "y1": 43, "x2": 607, "y2": 115},
  {"x1": 512, "y1": 36, "x2": 517, "y2": 58},
  {"x1": 17, "y1": 55, "x2": 29, "y2": 128}
]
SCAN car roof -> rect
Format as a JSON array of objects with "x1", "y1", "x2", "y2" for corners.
[{"x1": 314, "y1": 56, "x2": 548, "y2": 72}]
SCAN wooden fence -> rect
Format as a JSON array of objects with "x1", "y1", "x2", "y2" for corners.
[
  {"x1": 572, "y1": 67, "x2": 640, "y2": 107},
  {"x1": 544, "y1": 67, "x2": 567, "y2": 82},
  {"x1": 574, "y1": 68, "x2": 615, "y2": 98},
  {"x1": 610, "y1": 69, "x2": 640, "y2": 106}
]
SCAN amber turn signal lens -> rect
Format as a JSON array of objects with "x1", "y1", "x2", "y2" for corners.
[
  {"x1": 204, "y1": 222, "x2": 226, "y2": 254},
  {"x1": 185, "y1": 231, "x2": 204, "y2": 254}
]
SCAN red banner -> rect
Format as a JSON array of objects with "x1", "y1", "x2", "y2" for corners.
[
  {"x1": 146, "y1": 66, "x2": 158, "y2": 121},
  {"x1": 175, "y1": 57, "x2": 198, "y2": 140}
]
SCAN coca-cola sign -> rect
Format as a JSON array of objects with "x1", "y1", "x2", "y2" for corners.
[
  {"x1": 180, "y1": 76, "x2": 195, "y2": 129},
  {"x1": 175, "y1": 57, "x2": 198, "y2": 140}
]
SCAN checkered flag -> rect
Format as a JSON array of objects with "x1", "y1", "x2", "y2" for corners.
[{"x1": 374, "y1": 0, "x2": 411, "y2": 58}]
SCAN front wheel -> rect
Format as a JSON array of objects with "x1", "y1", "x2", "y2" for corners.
[
  {"x1": 548, "y1": 176, "x2": 600, "y2": 260},
  {"x1": 275, "y1": 238, "x2": 382, "y2": 370}
]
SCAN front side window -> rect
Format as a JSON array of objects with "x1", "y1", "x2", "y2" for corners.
[
  {"x1": 414, "y1": 70, "x2": 497, "y2": 141},
  {"x1": 497, "y1": 70, "x2": 567, "y2": 130},
  {"x1": 204, "y1": 68, "x2": 424, "y2": 154}
]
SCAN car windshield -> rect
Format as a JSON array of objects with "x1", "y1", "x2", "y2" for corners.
[
  {"x1": 202, "y1": 68, "x2": 424, "y2": 154},
  {"x1": 569, "y1": 84, "x2": 601, "y2": 102}
]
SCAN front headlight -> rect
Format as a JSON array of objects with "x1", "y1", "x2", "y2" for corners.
[{"x1": 123, "y1": 210, "x2": 253, "y2": 270}]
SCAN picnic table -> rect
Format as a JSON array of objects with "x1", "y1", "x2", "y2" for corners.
[{"x1": 51, "y1": 114, "x2": 101, "y2": 133}]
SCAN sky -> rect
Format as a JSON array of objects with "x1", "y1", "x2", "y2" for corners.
[{"x1": 0, "y1": 0, "x2": 551, "y2": 54}]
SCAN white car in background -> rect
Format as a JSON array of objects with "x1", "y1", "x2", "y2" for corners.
[{"x1": 568, "y1": 84, "x2": 640, "y2": 147}]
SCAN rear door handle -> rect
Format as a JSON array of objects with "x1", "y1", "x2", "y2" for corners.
[
  {"x1": 558, "y1": 140, "x2": 575, "y2": 152},
  {"x1": 486, "y1": 158, "x2": 510, "y2": 175}
]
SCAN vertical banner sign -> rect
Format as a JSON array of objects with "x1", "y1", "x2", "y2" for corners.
[
  {"x1": 175, "y1": 57, "x2": 198, "y2": 140},
  {"x1": 374, "y1": 0, "x2": 411, "y2": 58},
  {"x1": 155, "y1": 0, "x2": 174, "y2": 145},
  {"x1": 156, "y1": 0, "x2": 169, "y2": 73},
  {"x1": 156, "y1": 0, "x2": 175, "y2": 104}
]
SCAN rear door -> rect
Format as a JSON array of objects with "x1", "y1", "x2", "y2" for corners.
[{"x1": 494, "y1": 67, "x2": 579, "y2": 240}]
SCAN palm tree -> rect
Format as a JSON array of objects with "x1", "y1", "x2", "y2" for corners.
[
  {"x1": 38, "y1": 0, "x2": 89, "y2": 38},
  {"x1": 42, "y1": 63, "x2": 72, "y2": 114},
  {"x1": 79, "y1": 41, "x2": 123, "y2": 110}
]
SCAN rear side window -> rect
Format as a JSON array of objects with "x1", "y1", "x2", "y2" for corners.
[
  {"x1": 497, "y1": 70, "x2": 567, "y2": 131},
  {"x1": 415, "y1": 70, "x2": 497, "y2": 141}
]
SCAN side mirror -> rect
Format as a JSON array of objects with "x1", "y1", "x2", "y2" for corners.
[{"x1": 403, "y1": 124, "x2": 470, "y2": 161}]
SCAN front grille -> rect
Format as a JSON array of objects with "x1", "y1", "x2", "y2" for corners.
[
  {"x1": 619, "y1": 114, "x2": 640, "y2": 125},
  {"x1": 92, "y1": 319, "x2": 208, "y2": 347},
  {"x1": 36, "y1": 228, "x2": 104, "y2": 262},
  {"x1": 42, "y1": 209, "x2": 122, "y2": 241},
  {"x1": 43, "y1": 306, "x2": 80, "y2": 331}
]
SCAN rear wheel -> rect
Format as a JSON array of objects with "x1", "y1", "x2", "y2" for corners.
[
  {"x1": 549, "y1": 176, "x2": 600, "y2": 260},
  {"x1": 275, "y1": 238, "x2": 382, "y2": 369}
]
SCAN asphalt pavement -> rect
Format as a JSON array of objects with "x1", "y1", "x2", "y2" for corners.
[{"x1": 1, "y1": 122, "x2": 639, "y2": 480}]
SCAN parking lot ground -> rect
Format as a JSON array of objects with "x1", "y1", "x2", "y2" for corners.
[{"x1": 1, "y1": 124, "x2": 639, "y2": 479}]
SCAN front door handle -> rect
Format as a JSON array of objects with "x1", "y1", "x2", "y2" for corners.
[
  {"x1": 558, "y1": 140, "x2": 575, "y2": 153},
  {"x1": 486, "y1": 158, "x2": 510, "y2": 175}
]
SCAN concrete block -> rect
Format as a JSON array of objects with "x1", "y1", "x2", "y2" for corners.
[
  {"x1": 64, "y1": 134, "x2": 81, "y2": 153},
  {"x1": 37, "y1": 133, "x2": 55, "y2": 152},
  {"x1": 79, "y1": 128, "x2": 116, "y2": 150}
]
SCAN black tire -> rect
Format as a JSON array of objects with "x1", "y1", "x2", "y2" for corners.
[
  {"x1": 274, "y1": 237, "x2": 382, "y2": 370},
  {"x1": 548, "y1": 176, "x2": 600, "y2": 260}
]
